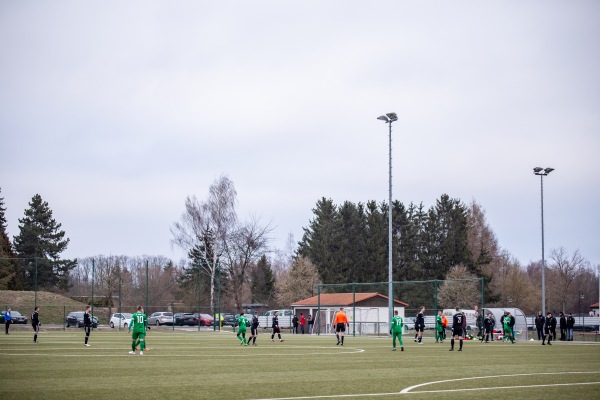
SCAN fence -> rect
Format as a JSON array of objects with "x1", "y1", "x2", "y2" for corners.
[{"x1": 312, "y1": 278, "x2": 485, "y2": 336}]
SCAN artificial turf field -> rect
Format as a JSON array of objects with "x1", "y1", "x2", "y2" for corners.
[{"x1": 1, "y1": 330, "x2": 599, "y2": 400}]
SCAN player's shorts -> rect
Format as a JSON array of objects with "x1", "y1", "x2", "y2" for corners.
[
  {"x1": 451, "y1": 327, "x2": 463, "y2": 337},
  {"x1": 251, "y1": 326, "x2": 258, "y2": 335},
  {"x1": 272, "y1": 326, "x2": 281, "y2": 334},
  {"x1": 335, "y1": 323, "x2": 345, "y2": 333},
  {"x1": 415, "y1": 324, "x2": 424, "y2": 333},
  {"x1": 131, "y1": 331, "x2": 146, "y2": 341}
]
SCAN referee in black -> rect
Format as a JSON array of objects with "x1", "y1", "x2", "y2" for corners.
[{"x1": 84, "y1": 305, "x2": 92, "y2": 347}]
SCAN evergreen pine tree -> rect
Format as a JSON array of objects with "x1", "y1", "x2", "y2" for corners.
[
  {"x1": 0, "y1": 188, "x2": 18, "y2": 289},
  {"x1": 12, "y1": 194, "x2": 76, "y2": 291},
  {"x1": 250, "y1": 255, "x2": 276, "y2": 304}
]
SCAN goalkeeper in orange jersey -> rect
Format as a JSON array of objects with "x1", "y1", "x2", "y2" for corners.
[{"x1": 332, "y1": 307, "x2": 349, "y2": 346}]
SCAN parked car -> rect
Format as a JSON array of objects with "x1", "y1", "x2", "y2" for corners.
[
  {"x1": 148, "y1": 312, "x2": 173, "y2": 326},
  {"x1": 174, "y1": 313, "x2": 197, "y2": 326},
  {"x1": 216, "y1": 312, "x2": 238, "y2": 327},
  {"x1": 193, "y1": 313, "x2": 214, "y2": 326},
  {"x1": 1, "y1": 310, "x2": 28, "y2": 324},
  {"x1": 65, "y1": 311, "x2": 99, "y2": 328},
  {"x1": 109, "y1": 313, "x2": 132, "y2": 329}
]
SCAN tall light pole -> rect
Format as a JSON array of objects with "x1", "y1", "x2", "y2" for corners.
[
  {"x1": 378, "y1": 112, "x2": 398, "y2": 332},
  {"x1": 533, "y1": 167, "x2": 554, "y2": 316}
]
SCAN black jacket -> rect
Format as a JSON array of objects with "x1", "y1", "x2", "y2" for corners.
[
  {"x1": 272, "y1": 316, "x2": 279, "y2": 328},
  {"x1": 559, "y1": 315, "x2": 566, "y2": 328},
  {"x1": 84, "y1": 312, "x2": 92, "y2": 327},
  {"x1": 535, "y1": 315, "x2": 545, "y2": 329},
  {"x1": 484, "y1": 316, "x2": 495, "y2": 330},
  {"x1": 566, "y1": 316, "x2": 575, "y2": 329},
  {"x1": 546, "y1": 316, "x2": 557, "y2": 332}
]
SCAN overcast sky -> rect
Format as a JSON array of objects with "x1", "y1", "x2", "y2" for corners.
[{"x1": 1, "y1": 1, "x2": 599, "y2": 269}]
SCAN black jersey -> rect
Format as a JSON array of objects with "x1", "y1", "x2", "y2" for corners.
[
  {"x1": 251, "y1": 316, "x2": 259, "y2": 328},
  {"x1": 31, "y1": 311, "x2": 39, "y2": 326},
  {"x1": 484, "y1": 316, "x2": 494, "y2": 330},
  {"x1": 416, "y1": 312, "x2": 425, "y2": 327},
  {"x1": 84, "y1": 312, "x2": 92, "y2": 327},
  {"x1": 272, "y1": 315, "x2": 279, "y2": 328},
  {"x1": 452, "y1": 312, "x2": 464, "y2": 329}
]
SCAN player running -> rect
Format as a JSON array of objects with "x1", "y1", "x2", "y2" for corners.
[
  {"x1": 237, "y1": 312, "x2": 249, "y2": 346},
  {"x1": 270, "y1": 311, "x2": 284, "y2": 342},
  {"x1": 391, "y1": 310, "x2": 404, "y2": 351},
  {"x1": 333, "y1": 307, "x2": 349, "y2": 346},
  {"x1": 128, "y1": 305, "x2": 147, "y2": 356},
  {"x1": 247, "y1": 311, "x2": 259, "y2": 346},
  {"x1": 449, "y1": 307, "x2": 464, "y2": 352}
]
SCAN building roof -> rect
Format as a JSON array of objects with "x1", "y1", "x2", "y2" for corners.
[
  {"x1": 291, "y1": 292, "x2": 408, "y2": 307},
  {"x1": 590, "y1": 302, "x2": 599, "y2": 308}
]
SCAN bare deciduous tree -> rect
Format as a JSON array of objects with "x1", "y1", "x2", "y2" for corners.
[
  {"x1": 276, "y1": 256, "x2": 321, "y2": 307},
  {"x1": 438, "y1": 264, "x2": 480, "y2": 308},
  {"x1": 547, "y1": 247, "x2": 588, "y2": 313}
]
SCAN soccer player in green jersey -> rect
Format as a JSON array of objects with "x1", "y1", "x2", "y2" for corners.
[
  {"x1": 391, "y1": 310, "x2": 404, "y2": 351},
  {"x1": 237, "y1": 312, "x2": 249, "y2": 346},
  {"x1": 128, "y1": 305, "x2": 147, "y2": 356},
  {"x1": 435, "y1": 310, "x2": 444, "y2": 343}
]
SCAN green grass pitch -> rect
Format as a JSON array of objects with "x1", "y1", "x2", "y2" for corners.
[{"x1": 1, "y1": 330, "x2": 599, "y2": 400}]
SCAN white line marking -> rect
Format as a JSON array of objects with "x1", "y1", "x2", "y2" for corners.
[
  {"x1": 249, "y1": 371, "x2": 600, "y2": 400},
  {"x1": 400, "y1": 371, "x2": 598, "y2": 393}
]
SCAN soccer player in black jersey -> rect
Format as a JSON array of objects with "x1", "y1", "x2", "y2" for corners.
[
  {"x1": 31, "y1": 307, "x2": 40, "y2": 344},
  {"x1": 270, "y1": 311, "x2": 284, "y2": 342},
  {"x1": 449, "y1": 307, "x2": 464, "y2": 351},
  {"x1": 247, "y1": 311, "x2": 260, "y2": 346},
  {"x1": 414, "y1": 307, "x2": 425, "y2": 344},
  {"x1": 84, "y1": 305, "x2": 92, "y2": 347}
]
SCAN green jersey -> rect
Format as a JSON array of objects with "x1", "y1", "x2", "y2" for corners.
[
  {"x1": 130, "y1": 311, "x2": 147, "y2": 333},
  {"x1": 391, "y1": 315, "x2": 403, "y2": 333},
  {"x1": 436, "y1": 315, "x2": 443, "y2": 331},
  {"x1": 237, "y1": 315, "x2": 249, "y2": 329}
]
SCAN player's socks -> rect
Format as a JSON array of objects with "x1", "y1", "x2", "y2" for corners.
[
  {"x1": 341, "y1": 336, "x2": 344, "y2": 345},
  {"x1": 401, "y1": 347, "x2": 404, "y2": 351},
  {"x1": 450, "y1": 339, "x2": 454, "y2": 350},
  {"x1": 253, "y1": 337, "x2": 257, "y2": 344},
  {"x1": 459, "y1": 339, "x2": 463, "y2": 350}
]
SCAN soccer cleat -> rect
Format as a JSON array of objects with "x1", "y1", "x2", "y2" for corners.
[
  {"x1": 33, "y1": 341, "x2": 37, "y2": 344},
  {"x1": 341, "y1": 343, "x2": 344, "y2": 346},
  {"x1": 392, "y1": 348, "x2": 396, "y2": 351},
  {"x1": 85, "y1": 344, "x2": 91, "y2": 347},
  {"x1": 240, "y1": 341, "x2": 244, "y2": 345},
  {"x1": 271, "y1": 339, "x2": 274, "y2": 342},
  {"x1": 401, "y1": 347, "x2": 404, "y2": 351},
  {"x1": 336, "y1": 341, "x2": 340, "y2": 346},
  {"x1": 140, "y1": 351, "x2": 144, "y2": 356},
  {"x1": 244, "y1": 343, "x2": 248, "y2": 346},
  {"x1": 449, "y1": 348, "x2": 454, "y2": 351},
  {"x1": 418, "y1": 342, "x2": 423, "y2": 345},
  {"x1": 129, "y1": 351, "x2": 135, "y2": 355},
  {"x1": 279, "y1": 339, "x2": 284, "y2": 342},
  {"x1": 458, "y1": 349, "x2": 462, "y2": 351},
  {"x1": 252, "y1": 343, "x2": 257, "y2": 347}
]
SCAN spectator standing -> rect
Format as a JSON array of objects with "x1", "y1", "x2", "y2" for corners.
[
  {"x1": 559, "y1": 312, "x2": 566, "y2": 341},
  {"x1": 308, "y1": 314, "x2": 314, "y2": 334},
  {"x1": 299, "y1": 313, "x2": 306, "y2": 334},
  {"x1": 474, "y1": 305, "x2": 483, "y2": 340},
  {"x1": 483, "y1": 313, "x2": 494, "y2": 343},
  {"x1": 534, "y1": 311, "x2": 545, "y2": 341},
  {"x1": 566, "y1": 313, "x2": 575, "y2": 341},
  {"x1": 4, "y1": 307, "x2": 11, "y2": 334},
  {"x1": 292, "y1": 315, "x2": 299, "y2": 334},
  {"x1": 461, "y1": 311, "x2": 467, "y2": 337},
  {"x1": 441, "y1": 314, "x2": 448, "y2": 341}
]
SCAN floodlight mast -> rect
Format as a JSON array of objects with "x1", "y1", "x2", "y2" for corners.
[
  {"x1": 533, "y1": 166, "x2": 554, "y2": 316},
  {"x1": 378, "y1": 113, "x2": 397, "y2": 334}
]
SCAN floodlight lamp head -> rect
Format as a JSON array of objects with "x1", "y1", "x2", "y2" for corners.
[
  {"x1": 386, "y1": 112, "x2": 398, "y2": 122},
  {"x1": 544, "y1": 168, "x2": 554, "y2": 174},
  {"x1": 377, "y1": 115, "x2": 389, "y2": 122},
  {"x1": 533, "y1": 167, "x2": 543, "y2": 174}
]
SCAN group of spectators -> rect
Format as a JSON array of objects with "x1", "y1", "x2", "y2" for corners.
[
  {"x1": 291, "y1": 313, "x2": 315, "y2": 334},
  {"x1": 534, "y1": 311, "x2": 576, "y2": 343}
]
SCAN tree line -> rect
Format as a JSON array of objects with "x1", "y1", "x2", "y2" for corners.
[{"x1": 1, "y1": 184, "x2": 598, "y2": 316}]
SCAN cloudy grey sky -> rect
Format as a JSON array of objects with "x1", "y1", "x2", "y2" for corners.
[{"x1": 1, "y1": 1, "x2": 599, "y2": 269}]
